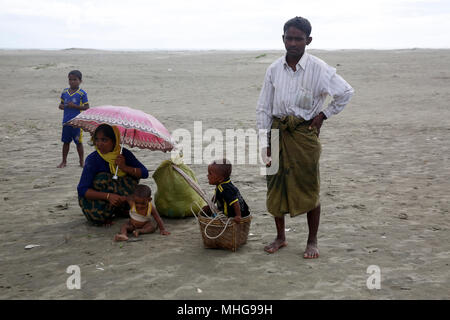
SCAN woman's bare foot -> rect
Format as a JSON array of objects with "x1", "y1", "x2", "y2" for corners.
[
  {"x1": 264, "y1": 239, "x2": 287, "y2": 253},
  {"x1": 303, "y1": 242, "x2": 319, "y2": 259},
  {"x1": 103, "y1": 220, "x2": 115, "y2": 227},
  {"x1": 114, "y1": 234, "x2": 128, "y2": 241},
  {"x1": 57, "y1": 161, "x2": 66, "y2": 168}
]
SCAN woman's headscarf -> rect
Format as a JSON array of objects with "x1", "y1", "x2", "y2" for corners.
[{"x1": 94, "y1": 125, "x2": 126, "y2": 177}]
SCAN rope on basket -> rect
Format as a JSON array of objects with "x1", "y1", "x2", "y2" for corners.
[
  {"x1": 171, "y1": 164, "x2": 220, "y2": 215},
  {"x1": 191, "y1": 201, "x2": 232, "y2": 240},
  {"x1": 171, "y1": 164, "x2": 231, "y2": 240}
]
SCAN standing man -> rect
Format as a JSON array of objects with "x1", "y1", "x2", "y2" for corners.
[{"x1": 256, "y1": 16, "x2": 354, "y2": 258}]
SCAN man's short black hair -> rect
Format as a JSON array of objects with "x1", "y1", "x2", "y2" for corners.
[
  {"x1": 283, "y1": 16, "x2": 312, "y2": 37},
  {"x1": 134, "y1": 184, "x2": 152, "y2": 198},
  {"x1": 68, "y1": 70, "x2": 82, "y2": 80}
]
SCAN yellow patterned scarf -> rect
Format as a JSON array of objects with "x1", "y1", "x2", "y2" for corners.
[{"x1": 95, "y1": 125, "x2": 126, "y2": 177}]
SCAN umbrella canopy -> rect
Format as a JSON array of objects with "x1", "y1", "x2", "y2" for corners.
[{"x1": 66, "y1": 105, "x2": 174, "y2": 152}]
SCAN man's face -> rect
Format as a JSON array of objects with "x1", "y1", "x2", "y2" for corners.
[{"x1": 283, "y1": 26, "x2": 312, "y2": 57}]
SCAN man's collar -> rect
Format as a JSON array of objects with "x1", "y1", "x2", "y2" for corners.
[{"x1": 283, "y1": 52, "x2": 308, "y2": 70}]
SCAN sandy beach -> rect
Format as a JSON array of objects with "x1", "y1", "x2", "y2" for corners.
[{"x1": 0, "y1": 49, "x2": 449, "y2": 299}]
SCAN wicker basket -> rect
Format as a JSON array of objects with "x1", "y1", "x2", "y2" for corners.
[
  {"x1": 171, "y1": 164, "x2": 252, "y2": 252},
  {"x1": 197, "y1": 212, "x2": 252, "y2": 252}
]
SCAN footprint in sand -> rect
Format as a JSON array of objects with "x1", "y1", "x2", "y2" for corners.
[
  {"x1": 351, "y1": 204, "x2": 367, "y2": 210},
  {"x1": 33, "y1": 179, "x2": 54, "y2": 189},
  {"x1": 55, "y1": 203, "x2": 69, "y2": 210}
]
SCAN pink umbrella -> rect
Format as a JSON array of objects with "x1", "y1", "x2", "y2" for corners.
[{"x1": 67, "y1": 105, "x2": 175, "y2": 178}]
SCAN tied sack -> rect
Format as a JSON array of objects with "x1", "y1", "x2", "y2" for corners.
[{"x1": 153, "y1": 160, "x2": 206, "y2": 218}]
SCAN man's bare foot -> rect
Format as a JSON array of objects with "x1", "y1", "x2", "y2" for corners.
[
  {"x1": 57, "y1": 161, "x2": 66, "y2": 168},
  {"x1": 303, "y1": 242, "x2": 319, "y2": 259},
  {"x1": 132, "y1": 230, "x2": 140, "y2": 237},
  {"x1": 264, "y1": 239, "x2": 287, "y2": 253},
  {"x1": 114, "y1": 234, "x2": 128, "y2": 241}
]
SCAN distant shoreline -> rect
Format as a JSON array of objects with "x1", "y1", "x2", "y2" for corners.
[{"x1": 1, "y1": 47, "x2": 450, "y2": 53}]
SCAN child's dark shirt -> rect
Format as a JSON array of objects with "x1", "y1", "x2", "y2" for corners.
[{"x1": 214, "y1": 179, "x2": 250, "y2": 218}]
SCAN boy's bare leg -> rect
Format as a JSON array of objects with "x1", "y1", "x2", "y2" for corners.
[
  {"x1": 114, "y1": 221, "x2": 134, "y2": 241},
  {"x1": 133, "y1": 221, "x2": 156, "y2": 237},
  {"x1": 76, "y1": 143, "x2": 84, "y2": 167},
  {"x1": 304, "y1": 204, "x2": 320, "y2": 259},
  {"x1": 57, "y1": 143, "x2": 70, "y2": 168},
  {"x1": 264, "y1": 216, "x2": 287, "y2": 253}
]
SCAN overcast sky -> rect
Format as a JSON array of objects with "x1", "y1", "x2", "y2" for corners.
[{"x1": 1, "y1": 0, "x2": 450, "y2": 50}]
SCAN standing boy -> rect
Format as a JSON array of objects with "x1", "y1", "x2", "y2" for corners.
[
  {"x1": 57, "y1": 70, "x2": 89, "y2": 168},
  {"x1": 256, "y1": 17, "x2": 354, "y2": 258}
]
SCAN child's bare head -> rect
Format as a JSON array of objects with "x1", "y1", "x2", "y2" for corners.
[
  {"x1": 133, "y1": 184, "x2": 152, "y2": 200},
  {"x1": 207, "y1": 159, "x2": 232, "y2": 185},
  {"x1": 133, "y1": 184, "x2": 152, "y2": 213},
  {"x1": 68, "y1": 70, "x2": 82, "y2": 81}
]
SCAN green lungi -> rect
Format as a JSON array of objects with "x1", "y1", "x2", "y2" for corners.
[
  {"x1": 266, "y1": 116, "x2": 322, "y2": 217},
  {"x1": 78, "y1": 172, "x2": 139, "y2": 225}
]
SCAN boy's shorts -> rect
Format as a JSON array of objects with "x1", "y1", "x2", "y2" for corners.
[{"x1": 61, "y1": 125, "x2": 83, "y2": 144}]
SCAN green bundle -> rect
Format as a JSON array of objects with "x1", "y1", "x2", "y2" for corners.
[{"x1": 153, "y1": 160, "x2": 206, "y2": 218}]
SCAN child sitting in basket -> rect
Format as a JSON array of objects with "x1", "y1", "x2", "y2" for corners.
[
  {"x1": 114, "y1": 184, "x2": 170, "y2": 241},
  {"x1": 203, "y1": 159, "x2": 250, "y2": 223}
]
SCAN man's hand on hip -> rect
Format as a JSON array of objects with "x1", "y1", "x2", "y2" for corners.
[
  {"x1": 309, "y1": 112, "x2": 326, "y2": 136},
  {"x1": 261, "y1": 146, "x2": 272, "y2": 167}
]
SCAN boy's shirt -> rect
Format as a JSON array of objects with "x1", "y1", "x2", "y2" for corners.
[
  {"x1": 60, "y1": 88, "x2": 88, "y2": 124},
  {"x1": 214, "y1": 179, "x2": 250, "y2": 218}
]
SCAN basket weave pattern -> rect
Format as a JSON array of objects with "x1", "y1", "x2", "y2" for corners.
[
  {"x1": 198, "y1": 214, "x2": 252, "y2": 252},
  {"x1": 172, "y1": 164, "x2": 252, "y2": 252}
]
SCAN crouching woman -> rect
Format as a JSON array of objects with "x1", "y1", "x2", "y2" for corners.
[{"x1": 77, "y1": 124, "x2": 149, "y2": 226}]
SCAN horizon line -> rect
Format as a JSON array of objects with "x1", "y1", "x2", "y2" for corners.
[{"x1": 1, "y1": 47, "x2": 450, "y2": 52}]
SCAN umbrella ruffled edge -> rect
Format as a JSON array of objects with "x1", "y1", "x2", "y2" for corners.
[{"x1": 66, "y1": 119, "x2": 175, "y2": 151}]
